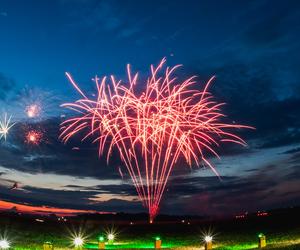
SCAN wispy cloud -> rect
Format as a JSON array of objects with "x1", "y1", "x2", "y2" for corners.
[
  {"x1": 0, "y1": 12, "x2": 7, "y2": 17},
  {"x1": 61, "y1": 0, "x2": 145, "y2": 39},
  {"x1": 0, "y1": 73, "x2": 15, "y2": 100}
]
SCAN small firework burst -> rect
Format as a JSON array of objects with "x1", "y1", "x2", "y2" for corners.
[
  {"x1": 26, "y1": 103, "x2": 41, "y2": 118},
  {"x1": 0, "y1": 113, "x2": 15, "y2": 141},
  {"x1": 15, "y1": 87, "x2": 61, "y2": 120},
  {"x1": 25, "y1": 130, "x2": 43, "y2": 145}
]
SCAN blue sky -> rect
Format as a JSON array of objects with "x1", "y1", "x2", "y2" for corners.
[{"x1": 0, "y1": 0, "x2": 299, "y2": 216}]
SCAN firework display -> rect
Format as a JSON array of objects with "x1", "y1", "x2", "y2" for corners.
[{"x1": 60, "y1": 59, "x2": 251, "y2": 221}]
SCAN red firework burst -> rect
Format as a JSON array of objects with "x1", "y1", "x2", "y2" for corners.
[
  {"x1": 60, "y1": 58, "x2": 253, "y2": 222},
  {"x1": 25, "y1": 130, "x2": 43, "y2": 145}
]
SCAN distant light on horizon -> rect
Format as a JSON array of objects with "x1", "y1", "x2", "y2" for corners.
[
  {"x1": 107, "y1": 233, "x2": 114, "y2": 241},
  {"x1": 73, "y1": 237, "x2": 83, "y2": 247},
  {"x1": 204, "y1": 236, "x2": 213, "y2": 242},
  {"x1": 0, "y1": 239, "x2": 10, "y2": 249}
]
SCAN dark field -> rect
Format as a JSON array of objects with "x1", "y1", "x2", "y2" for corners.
[{"x1": 0, "y1": 208, "x2": 299, "y2": 250}]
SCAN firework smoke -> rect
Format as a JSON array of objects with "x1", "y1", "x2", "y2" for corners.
[{"x1": 26, "y1": 103, "x2": 41, "y2": 118}]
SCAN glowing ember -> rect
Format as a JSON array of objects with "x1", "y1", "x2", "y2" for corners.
[{"x1": 60, "y1": 58, "x2": 252, "y2": 221}]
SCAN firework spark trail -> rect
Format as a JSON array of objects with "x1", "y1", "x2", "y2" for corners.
[
  {"x1": 60, "y1": 59, "x2": 252, "y2": 222},
  {"x1": 0, "y1": 113, "x2": 15, "y2": 141}
]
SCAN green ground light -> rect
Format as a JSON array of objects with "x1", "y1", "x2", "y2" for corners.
[
  {"x1": 98, "y1": 236, "x2": 105, "y2": 242},
  {"x1": 84, "y1": 241, "x2": 176, "y2": 249}
]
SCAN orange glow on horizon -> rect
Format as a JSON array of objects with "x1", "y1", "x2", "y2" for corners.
[{"x1": 0, "y1": 200, "x2": 114, "y2": 216}]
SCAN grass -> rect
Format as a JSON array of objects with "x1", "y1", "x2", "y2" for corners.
[{"x1": 1, "y1": 213, "x2": 300, "y2": 250}]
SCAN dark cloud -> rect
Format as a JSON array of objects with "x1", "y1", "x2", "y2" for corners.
[
  {"x1": 282, "y1": 147, "x2": 300, "y2": 155},
  {"x1": 0, "y1": 118, "x2": 123, "y2": 180},
  {"x1": 0, "y1": 182, "x2": 141, "y2": 213},
  {"x1": 190, "y1": 60, "x2": 300, "y2": 150},
  {"x1": 162, "y1": 161, "x2": 300, "y2": 216},
  {"x1": 243, "y1": 1, "x2": 300, "y2": 47},
  {"x1": 0, "y1": 117, "x2": 300, "y2": 215},
  {"x1": 62, "y1": 183, "x2": 137, "y2": 196},
  {"x1": 250, "y1": 98, "x2": 300, "y2": 148},
  {"x1": 288, "y1": 151, "x2": 300, "y2": 164},
  {"x1": 190, "y1": 17, "x2": 300, "y2": 148},
  {"x1": 281, "y1": 165, "x2": 300, "y2": 181},
  {"x1": 184, "y1": 1, "x2": 300, "y2": 151}
]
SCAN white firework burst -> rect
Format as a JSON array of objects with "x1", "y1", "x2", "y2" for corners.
[{"x1": 0, "y1": 113, "x2": 15, "y2": 141}]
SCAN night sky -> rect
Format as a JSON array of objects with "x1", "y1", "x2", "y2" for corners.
[{"x1": 0, "y1": 0, "x2": 299, "y2": 217}]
